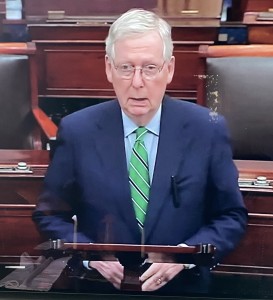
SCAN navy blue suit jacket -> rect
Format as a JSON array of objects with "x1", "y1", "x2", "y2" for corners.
[{"x1": 33, "y1": 96, "x2": 247, "y2": 290}]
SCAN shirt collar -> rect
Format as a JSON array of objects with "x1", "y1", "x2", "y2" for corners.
[{"x1": 122, "y1": 105, "x2": 161, "y2": 138}]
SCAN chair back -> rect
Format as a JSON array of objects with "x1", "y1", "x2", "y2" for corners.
[
  {"x1": 198, "y1": 45, "x2": 273, "y2": 160},
  {"x1": 0, "y1": 43, "x2": 40, "y2": 149}
]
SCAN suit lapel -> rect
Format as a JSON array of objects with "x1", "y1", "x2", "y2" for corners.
[
  {"x1": 94, "y1": 101, "x2": 141, "y2": 240},
  {"x1": 144, "y1": 98, "x2": 190, "y2": 241}
]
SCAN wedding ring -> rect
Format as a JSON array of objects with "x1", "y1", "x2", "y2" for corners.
[{"x1": 156, "y1": 277, "x2": 163, "y2": 285}]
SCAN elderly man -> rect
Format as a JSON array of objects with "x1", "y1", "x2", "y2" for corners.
[{"x1": 33, "y1": 8, "x2": 247, "y2": 294}]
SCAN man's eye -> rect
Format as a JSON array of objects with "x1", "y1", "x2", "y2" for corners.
[
  {"x1": 120, "y1": 65, "x2": 132, "y2": 71},
  {"x1": 144, "y1": 65, "x2": 157, "y2": 71}
]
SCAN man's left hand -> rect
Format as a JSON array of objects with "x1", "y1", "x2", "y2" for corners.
[{"x1": 139, "y1": 262, "x2": 184, "y2": 291}]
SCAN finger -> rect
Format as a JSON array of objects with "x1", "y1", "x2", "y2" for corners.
[
  {"x1": 141, "y1": 274, "x2": 166, "y2": 291},
  {"x1": 139, "y1": 263, "x2": 161, "y2": 282},
  {"x1": 163, "y1": 263, "x2": 184, "y2": 281},
  {"x1": 90, "y1": 261, "x2": 124, "y2": 288},
  {"x1": 141, "y1": 263, "x2": 184, "y2": 292}
]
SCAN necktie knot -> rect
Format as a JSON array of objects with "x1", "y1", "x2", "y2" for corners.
[{"x1": 135, "y1": 127, "x2": 148, "y2": 142}]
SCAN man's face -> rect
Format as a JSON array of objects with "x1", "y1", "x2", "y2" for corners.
[{"x1": 105, "y1": 31, "x2": 175, "y2": 125}]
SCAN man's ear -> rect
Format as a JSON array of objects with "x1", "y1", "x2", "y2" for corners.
[
  {"x1": 167, "y1": 56, "x2": 175, "y2": 84},
  {"x1": 105, "y1": 55, "x2": 113, "y2": 83}
]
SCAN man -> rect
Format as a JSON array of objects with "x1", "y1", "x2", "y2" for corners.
[{"x1": 33, "y1": 8, "x2": 247, "y2": 294}]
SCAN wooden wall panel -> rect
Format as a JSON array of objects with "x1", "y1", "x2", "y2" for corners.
[
  {"x1": 0, "y1": 178, "x2": 43, "y2": 205},
  {"x1": 29, "y1": 24, "x2": 218, "y2": 101},
  {"x1": 223, "y1": 222, "x2": 273, "y2": 268},
  {"x1": 43, "y1": 48, "x2": 113, "y2": 98},
  {"x1": 0, "y1": 0, "x2": 5, "y2": 14},
  {"x1": 168, "y1": 45, "x2": 199, "y2": 100},
  {"x1": 0, "y1": 150, "x2": 49, "y2": 257},
  {"x1": 216, "y1": 161, "x2": 273, "y2": 276},
  {"x1": 24, "y1": 0, "x2": 157, "y2": 17},
  {"x1": 0, "y1": 151, "x2": 273, "y2": 290},
  {"x1": 0, "y1": 205, "x2": 43, "y2": 255},
  {"x1": 246, "y1": 0, "x2": 273, "y2": 12}
]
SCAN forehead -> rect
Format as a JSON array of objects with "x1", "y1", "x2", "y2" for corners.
[{"x1": 114, "y1": 31, "x2": 164, "y2": 62}]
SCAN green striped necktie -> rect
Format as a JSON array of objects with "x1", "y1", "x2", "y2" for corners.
[{"x1": 129, "y1": 127, "x2": 150, "y2": 229}]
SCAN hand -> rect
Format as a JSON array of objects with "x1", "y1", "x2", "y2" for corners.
[
  {"x1": 89, "y1": 260, "x2": 124, "y2": 289},
  {"x1": 140, "y1": 262, "x2": 184, "y2": 291}
]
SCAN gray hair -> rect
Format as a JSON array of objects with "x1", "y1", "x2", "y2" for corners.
[{"x1": 105, "y1": 8, "x2": 173, "y2": 61}]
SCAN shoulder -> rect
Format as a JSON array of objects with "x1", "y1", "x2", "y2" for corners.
[
  {"x1": 163, "y1": 96, "x2": 226, "y2": 126},
  {"x1": 55, "y1": 100, "x2": 121, "y2": 140},
  {"x1": 65, "y1": 100, "x2": 118, "y2": 120},
  {"x1": 60, "y1": 100, "x2": 120, "y2": 127}
]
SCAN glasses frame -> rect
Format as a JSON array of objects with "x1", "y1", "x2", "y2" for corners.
[{"x1": 112, "y1": 61, "x2": 166, "y2": 80}]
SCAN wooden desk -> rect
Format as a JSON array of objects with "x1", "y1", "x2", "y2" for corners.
[
  {"x1": 0, "y1": 150, "x2": 49, "y2": 256},
  {"x1": 0, "y1": 156, "x2": 272, "y2": 262},
  {"x1": 1, "y1": 154, "x2": 273, "y2": 286},
  {"x1": 243, "y1": 12, "x2": 273, "y2": 44},
  {"x1": 0, "y1": 156, "x2": 272, "y2": 298},
  {"x1": 215, "y1": 160, "x2": 273, "y2": 276},
  {"x1": 207, "y1": 160, "x2": 273, "y2": 299}
]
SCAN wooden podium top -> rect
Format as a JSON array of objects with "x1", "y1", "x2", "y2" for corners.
[
  {"x1": 40, "y1": 241, "x2": 215, "y2": 266},
  {"x1": 62, "y1": 242, "x2": 214, "y2": 254}
]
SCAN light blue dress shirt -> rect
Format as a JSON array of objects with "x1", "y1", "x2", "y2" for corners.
[{"x1": 122, "y1": 106, "x2": 161, "y2": 182}]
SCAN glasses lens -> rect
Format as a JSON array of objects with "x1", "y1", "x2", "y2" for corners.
[
  {"x1": 117, "y1": 64, "x2": 134, "y2": 78},
  {"x1": 142, "y1": 65, "x2": 158, "y2": 78}
]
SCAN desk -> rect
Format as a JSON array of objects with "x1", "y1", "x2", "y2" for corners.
[
  {"x1": 0, "y1": 150, "x2": 49, "y2": 256},
  {"x1": 243, "y1": 12, "x2": 273, "y2": 44},
  {"x1": 210, "y1": 160, "x2": 273, "y2": 298},
  {"x1": 218, "y1": 160, "x2": 273, "y2": 275},
  {"x1": 0, "y1": 154, "x2": 273, "y2": 298}
]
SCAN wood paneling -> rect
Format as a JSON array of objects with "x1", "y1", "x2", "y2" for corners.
[
  {"x1": 241, "y1": 0, "x2": 273, "y2": 44},
  {"x1": 0, "y1": 205, "x2": 42, "y2": 255},
  {"x1": 246, "y1": 0, "x2": 273, "y2": 12},
  {"x1": 24, "y1": 0, "x2": 157, "y2": 18},
  {"x1": 243, "y1": 12, "x2": 273, "y2": 44},
  {"x1": 0, "y1": 150, "x2": 49, "y2": 256},
  {"x1": 29, "y1": 23, "x2": 218, "y2": 101},
  {"x1": 0, "y1": 151, "x2": 273, "y2": 296},
  {"x1": 217, "y1": 160, "x2": 273, "y2": 275}
]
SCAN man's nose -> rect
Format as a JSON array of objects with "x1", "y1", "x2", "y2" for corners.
[{"x1": 131, "y1": 68, "x2": 144, "y2": 88}]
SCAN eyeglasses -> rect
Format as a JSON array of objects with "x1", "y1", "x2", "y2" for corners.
[{"x1": 113, "y1": 62, "x2": 165, "y2": 80}]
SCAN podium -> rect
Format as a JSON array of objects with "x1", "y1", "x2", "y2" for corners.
[{"x1": 44, "y1": 241, "x2": 215, "y2": 291}]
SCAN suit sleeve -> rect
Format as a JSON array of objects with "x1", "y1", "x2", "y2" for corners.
[
  {"x1": 183, "y1": 116, "x2": 248, "y2": 265},
  {"x1": 32, "y1": 119, "x2": 92, "y2": 243}
]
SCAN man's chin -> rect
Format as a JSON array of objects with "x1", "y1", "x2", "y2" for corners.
[{"x1": 129, "y1": 107, "x2": 150, "y2": 117}]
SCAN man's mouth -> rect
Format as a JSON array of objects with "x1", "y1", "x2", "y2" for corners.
[{"x1": 130, "y1": 97, "x2": 147, "y2": 101}]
